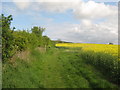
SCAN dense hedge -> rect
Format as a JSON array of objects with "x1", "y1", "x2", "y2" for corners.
[{"x1": 1, "y1": 14, "x2": 54, "y2": 62}]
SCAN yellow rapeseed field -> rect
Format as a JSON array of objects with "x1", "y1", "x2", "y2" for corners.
[{"x1": 55, "y1": 43, "x2": 118, "y2": 57}]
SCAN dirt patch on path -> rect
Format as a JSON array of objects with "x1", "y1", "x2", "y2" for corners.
[
  {"x1": 36, "y1": 47, "x2": 46, "y2": 53},
  {"x1": 9, "y1": 50, "x2": 30, "y2": 65}
]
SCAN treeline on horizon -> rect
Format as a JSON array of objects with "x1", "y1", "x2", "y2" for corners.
[{"x1": 1, "y1": 14, "x2": 57, "y2": 62}]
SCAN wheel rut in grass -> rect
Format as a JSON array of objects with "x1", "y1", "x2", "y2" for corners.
[
  {"x1": 40, "y1": 51, "x2": 67, "y2": 88},
  {"x1": 39, "y1": 50, "x2": 91, "y2": 88},
  {"x1": 38, "y1": 49, "x2": 118, "y2": 88}
]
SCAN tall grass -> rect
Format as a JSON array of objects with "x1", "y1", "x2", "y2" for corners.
[
  {"x1": 80, "y1": 50, "x2": 120, "y2": 85},
  {"x1": 2, "y1": 49, "x2": 44, "y2": 88},
  {"x1": 56, "y1": 50, "x2": 118, "y2": 88}
]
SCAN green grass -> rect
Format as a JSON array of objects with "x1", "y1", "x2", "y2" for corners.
[
  {"x1": 2, "y1": 48, "x2": 119, "y2": 88},
  {"x1": 3, "y1": 49, "x2": 44, "y2": 88},
  {"x1": 80, "y1": 50, "x2": 120, "y2": 85},
  {"x1": 57, "y1": 50, "x2": 118, "y2": 88}
]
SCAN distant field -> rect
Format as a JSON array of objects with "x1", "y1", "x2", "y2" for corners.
[
  {"x1": 55, "y1": 43, "x2": 120, "y2": 86},
  {"x1": 56, "y1": 43, "x2": 118, "y2": 57}
]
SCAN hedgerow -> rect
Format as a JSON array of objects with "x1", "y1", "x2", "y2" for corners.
[{"x1": 1, "y1": 14, "x2": 54, "y2": 62}]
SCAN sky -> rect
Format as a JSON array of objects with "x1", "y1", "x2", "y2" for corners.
[{"x1": 1, "y1": 0, "x2": 118, "y2": 44}]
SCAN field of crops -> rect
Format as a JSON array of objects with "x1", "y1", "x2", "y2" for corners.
[
  {"x1": 55, "y1": 43, "x2": 118, "y2": 57},
  {"x1": 56, "y1": 43, "x2": 120, "y2": 85}
]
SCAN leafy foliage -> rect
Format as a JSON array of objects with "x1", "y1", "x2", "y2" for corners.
[
  {"x1": 1, "y1": 14, "x2": 14, "y2": 61},
  {"x1": 1, "y1": 14, "x2": 54, "y2": 62}
]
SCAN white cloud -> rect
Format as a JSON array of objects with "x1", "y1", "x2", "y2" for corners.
[
  {"x1": 11, "y1": 0, "x2": 80, "y2": 11},
  {"x1": 81, "y1": 19, "x2": 92, "y2": 27},
  {"x1": 28, "y1": 0, "x2": 80, "y2": 13},
  {"x1": 11, "y1": 0, "x2": 118, "y2": 20},
  {"x1": 43, "y1": 17, "x2": 118, "y2": 44},
  {"x1": 2, "y1": 0, "x2": 119, "y2": 2},
  {"x1": 73, "y1": 1, "x2": 117, "y2": 20},
  {"x1": 12, "y1": 0, "x2": 30, "y2": 10},
  {"x1": 4, "y1": 0, "x2": 118, "y2": 44},
  {"x1": 42, "y1": 7, "x2": 118, "y2": 44},
  {"x1": 8, "y1": 0, "x2": 118, "y2": 21}
]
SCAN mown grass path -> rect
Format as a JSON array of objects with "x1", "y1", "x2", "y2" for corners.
[{"x1": 39, "y1": 50, "x2": 67, "y2": 88}]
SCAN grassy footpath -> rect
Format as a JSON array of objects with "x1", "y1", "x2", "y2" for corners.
[{"x1": 2, "y1": 48, "x2": 119, "y2": 88}]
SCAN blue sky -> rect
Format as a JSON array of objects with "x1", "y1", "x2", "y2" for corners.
[
  {"x1": 2, "y1": 0, "x2": 118, "y2": 44},
  {"x1": 2, "y1": 2, "x2": 80, "y2": 30}
]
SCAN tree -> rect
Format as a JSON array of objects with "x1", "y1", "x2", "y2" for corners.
[
  {"x1": 31, "y1": 26, "x2": 45, "y2": 46},
  {"x1": 1, "y1": 14, "x2": 14, "y2": 61},
  {"x1": 31, "y1": 26, "x2": 45, "y2": 37},
  {"x1": 42, "y1": 36, "x2": 51, "y2": 46}
]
